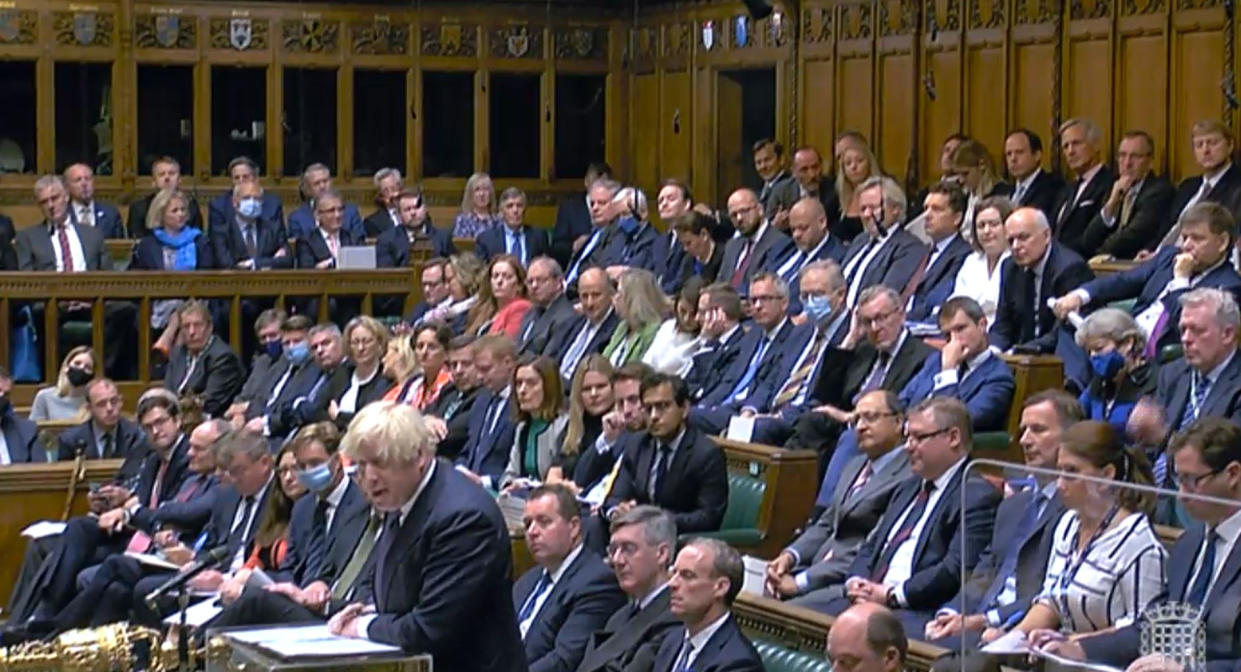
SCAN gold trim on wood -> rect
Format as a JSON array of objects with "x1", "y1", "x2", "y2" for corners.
[
  {"x1": 135, "y1": 13, "x2": 195, "y2": 49},
  {"x1": 0, "y1": 10, "x2": 37, "y2": 45},
  {"x1": 53, "y1": 11, "x2": 114, "y2": 47},
  {"x1": 420, "y1": 21, "x2": 478, "y2": 57},
  {"x1": 282, "y1": 19, "x2": 339, "y2": 53},
  {"x1": 351, "y1": 18, "x2": 409, "y2": 55}
]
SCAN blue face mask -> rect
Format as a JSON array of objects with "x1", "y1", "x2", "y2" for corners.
[
  {"x1": 297, "y1": 462, "x2": 334, "y2": 493},
  {"x1": 803, "y1": 294, "x2": 834, "y2": 323},
  {"x1": 1090, "y1": 349, "x2": 1126, "y2": 380},
  {"x1": 617, "y1": 216, "x2": 640, "y2": 235},
  {"x1": 286, "y1": 341, "x2": 311, "y2": 365},
  {"x1": 263, "y1": 340, "x2": 283, "y2": 359},
  {"x1": 238, "y1": 197, "x2": 262, "y2": 219}
]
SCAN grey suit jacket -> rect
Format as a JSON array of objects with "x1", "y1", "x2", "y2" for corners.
[
  {"x1": 502, "y1": 414, "x2": 570, "y2": 487},
  {"x1": 575, "y1": 588, "x2": 679, "y2": 672},
  {"x1": 717, "y1": 223, "x2": 793, "y2": 293},
  {"x1": 786, "y1": 448, "x2": 911, "y2": 594},
  {"x1": 16, "y1": 221, "x2": 110, "y2": 271}
]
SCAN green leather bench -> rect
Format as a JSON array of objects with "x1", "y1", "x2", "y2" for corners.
[
  {"x1": 686, "y1": 472, "x2": 766, "y2": 548},
  {"x1": 755, "y1": 640, "x2": 831, "y2": 672}
]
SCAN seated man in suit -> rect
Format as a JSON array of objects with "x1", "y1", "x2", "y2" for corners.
[
  {"x1": 773, "y1": 198, "x2": 847, "y2": 315},
  {"x1": 574, "y1": 362, "x2": 652, "y2": 502},
  {"x1": 1079, "y1": 131, "x2": 1175, "y2": 260},
  {"x1": 362, "y1": 167, "x2": 405, "y2": 237},
  {"x1": 554, "y1": 161, "x2": 612, "y2": 268},
  {"x1": 1053, "y1": 117, "x2": 1115, "y2": 257},
  {"x1": 925, "y1": 390, "x2": 1081, "y2": 655},
  {"x1": 829, "y1": 604, "x2": 909, "y2": 672},
  {"x1": 907, "y1": 183, "x2": 973, "y2": 323},
  {"x1": 753, "y1": 138, "x2": 794, "y2": 219},
  {"x1": 515, "y1": 484, "x2": 625, "y2": 672},
  {"x1": 208, "y1": 156, "x2": 285, "y2": 236},
  {"x1": 766, "y1": 390, "x2": 912, "y2": 603},
  {"x1": 289, "y1": 163, "x2": 365, "y2": 240},
  {"x1": 1054, "y1": 201, "x2": 1241, "y2": 357},
  {"x1": 17, "y1": 175, "x2": 111, "y2": 272},
  {"x1": 126, "y1": 156, "x2": 203, "y2": 238},
  {"x1": 227, "y1": 308, "x2": 288, "y2": 420},
  {"x1": 478, "y1": 187, "x2": 551, "y2": 267},
  {"x1": 718, "y1": 188, "x2": 794, "y2": 294},
  {"x1": 455, "y1": 334, "x2": 520, "y2": 488},
  {"x1": 1004, "y1": 129, "x2": 1065, "y2": 222},
  {"x1": 684, "y1": 283, "x2": 749, "y2": 406},
  {"x1": 566, "y1": 179, "x2": 623, "y2": 286},
  {"x1": 56, "y1": 378, "x2": 149, "y2": 479},
  {"x1": 295, "y1": 189, "x2": 363, "y2": 323},
  {"x1": 651, "y1": 538, "x2": 764, "y2": 672},
  {"x1": 798, "y1": 397, "x2": 1000, "y2": 628},
  {"x1": 520, "y1": 257, "x2": 580, "y2": 359},
  {"x1": 377, "y1": 188, "x2": 456, "y2": 268},
  {"x1": 598, "y1": 187, "x2": 664, "y2": 277},
  {"x1": 211, "y1": 179, "x2": 292, "y2": 271},
  {"x1": 655, "y1": 180, "x2": 693, "y2": 295},
  {"x1": 1151, "y1": 119, "x2": 1241, "y2": 251},
  {"x1": 1055, "y1": 417, "x2": 1241, "y2": 670},
  {"x1": 405, "y1": 258, "x2": 452, "y2": 326},
  {"x1": 555, "y1": 268, "x2": 619, "y2": 381},
  {"x1": 604, "y1": 372, "x2": 728, "y2": 536},
  {"x1": 577, "y1": 506, "x2": 680, "y2": 672},
  {"x1": 241, "y1": 316, "x2": 325, "y2": 440},
  {"x1": 326, "y1": 402, "x2": 526, "y2": 671},
  {"x1": 424, "y1": 335, "x2": 484, "y2": 461},
  {"x1": 991, "y1": 207, "x2": 1095, "y2": 353},
  {"x1": 63, "y1": 163, "x2": 124, "y2": 239},
  {"x1": 667, "y1": 212, "x2": 724, "y2": 295},
  {"x1": 840, "y1": 177, "x2": 929, "y2": 308},
  {"x1": 163, "y1": 300, "x2": 245, "y2": 418},
  {"x1": 771, "y1": 147, "x2": 842, "y2": 238},
  {"x1": 0, "y1": 368, "x2": 39, "y2": 464}
]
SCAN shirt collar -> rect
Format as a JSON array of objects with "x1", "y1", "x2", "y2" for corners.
[
  {"x1": 749, "y1": 221, "x2": 770, "y2": 244},
  {"x1": 324, "y1": 470, "x2": 350, "y2": 508},
  {"x1": 687, "y1": 612, "x2": 732, "y2": 651},
  {"x1": 764, "y1": 318, "x2": 788, "y2": 340},
  {"x1": 962, "y1": 347, "x2": 993, "y2": 373},
  {"x1": 318, "y1": 226, "x2": 338, "y2": 241},
  {"x1": 868, "y1": 444, "x2": 904, "y2": 474},
  {"x1": 589, "y1": 307, "x2": 615, "y2": 328},
  {"x1": 1016, "y1": 171, "x2": 1039, "y2": 193},
  {"x1": 1205, "y1": 162, "x2": 1233, "y2": 186},
  {"x1": 661, "y1": 428, "x2": 687, "y2": 454},
  {"x1": 801, "y1": 234, "x2": 833, "y2": 261},
  {"x1": 932, "y1": 232, "x2": 958, "y2": 254},
  {"x1": 398, "y1": 459, "x2": 437, "y2": 525},
  {"x1": 717, "y1": 324, "x2": 741, "y2": 346},
  {"x1": 91, "y1": 420, "x2": 115, "y2": 446},
  {"x1": 1032, "y1": 244, "x2": 1053, "y2": 277},
  {"x1": 636, "y1": 582, "x2": 669, "y2": 610},
  {"x1": 1077, "y1": 162, "x2": 1104, "y2": 186},
  {"x1": 1204, "y1": 349, "x2": 1236, "y2": 384},
  {"x1": 1213, "y1": 506, "x2": 1241, "y2": 546},
  {"x1": 881, "y1": 330, "x2": 909, "y2": 358},
  {"x1": 932, "y1": 455, "x2": 969, "y2": 492},
  {"x1": 548, "y1": 543, "x2": 585, "y2": 583}
]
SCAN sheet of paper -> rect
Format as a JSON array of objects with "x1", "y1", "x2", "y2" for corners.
[
  {"x1": 124, "y1": 551, "x2": 181, "y2": 571},
  {"x1": 726, "y1": 415, "x2": 755, "y2": 443},
  {"x1": 21, "y1": 521, "x2": 67, "y2": 539},
  {"x1": 740, "y1": 555, "x2": 767, "y2": 597},
  {"x1": 981, "y1": 629, "x2": 1029, "y2": 654},
  {"x1": 225, "y1": 623, "x2": 402, "y2": 658},
  {"x1": 245, "y1": 568, "x2": 273, "y2": 591},
  {"x1": 1033, "y1": 645, "x2": 1125, "y2": 672},
  {"x1": 163, "y1": 598, "x2": 222, "y2": 627}
]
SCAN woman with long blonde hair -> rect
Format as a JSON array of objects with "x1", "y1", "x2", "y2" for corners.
[{"x1": 30, "y1": 346, "x2": 96, "y2": 421}]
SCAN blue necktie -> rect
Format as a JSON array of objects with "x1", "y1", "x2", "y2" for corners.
[
  {"x1": 518, "y1": 570, "x2": 552, "y2": 622},
  {"x1": 672, "y1": 639, "x2": 693, "y2": 672},
  {"x1": 507, "y1": 230, "x2": 525, "y2": 265},
  {"x1": 979, "y1": 492, "x2": 1044, "y2": 609},
  {"x1": 566, "y1": 230, "x2": 603, "y2": 283},
  {"x1": 728, "y1": 336, "x2": 770, "y2": 401},
  {"x1": 1186, "y1": 528, "x2": 1218, "y2": 605},
  {"x1": 1181, "y1": 371, "x2": 1210, "y2": 430}
]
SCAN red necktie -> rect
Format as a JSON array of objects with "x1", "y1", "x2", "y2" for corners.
[
  {"x1": 57, "y1": 224, "x2": 75, "y2": 271},
  {"x1": 730, "y1": 239, "x2": 754, "y2": 287}
]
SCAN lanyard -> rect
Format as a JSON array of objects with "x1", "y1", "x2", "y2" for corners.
[{"x1": 1058, "y1": 504, "x2": 1121, "y2": 598}]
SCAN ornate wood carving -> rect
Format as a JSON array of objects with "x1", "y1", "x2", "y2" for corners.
[
  {"x1": 664, "y1": 21, "x2": 691, "y2": 57},
  {"x1": 352, "y1": 19, "x2": 409, "y2": 55},
  {"x1": 0, "y1": 10, "x2": 37, "y2": 45},
  {"x1": 135, "y1": 14, "x2": 195, "y2": 49},
  {"x1": 840, "y1": 2, "x2": 873, "y2": 40},
  {"x1": 420, "y1": 22, "x2": 478, "y2": 57},
  {"x1": 1070, "y1": 0, "x2": 1112, "y2": 18},
  {"x1": 553, "y1": 26, "x2": 606, "y2": 60},
  {"x1": 282, "y1": 19, "x2": 339, "y2": 53},
  {"x1": 1015, "y1": 0, "x2": 1058, "y2": 23},
  {"x1": 208, "y1": 17, "x2": 268, "y2": 51},
  {"x1": 630, "y1": 25, "x2": 658, "y2": 61},
  {"x1": 1177, "y1": 0, "x2": 1222, "y2": 8},
  {"x1": 489, "y1": 24, "x2": 542, "y2": 59},
  {"x1": 881, "y1": 0, "x2": 920, "y2": 36},
  {"x1": 1119, "y1": 0, "x2": 1164, "y2": 14},
  {"x1": 53, "y1": 11, "x2": 114, "y2": 47},
  {"x1": 802, "y1": 7, "x2": 833, "y2": 43},
  {"x1": 969, "y1": 0, "x2": 1007, "y2": 28}
]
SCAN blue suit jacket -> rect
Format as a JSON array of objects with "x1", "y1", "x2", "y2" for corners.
[
  {"x1": 458, "y1": 391, "x2": 516, "y2": 482},
  {"x1": 718, "y1": 225, "x2": 795, "y2": 294},
  {"x1": 476, "y1": 226, "x2": 550, "y2": 266},
  {"x1": 138, "y1": 472, "x2": 220, "y2": 541},
  {"x1": 651, "y1": 617, "x2": 764, "y2": 672},
  {"x1": 512, "y1": 550, "x2": 625, "y2": 672},
  {"x1": 273, "y1": 479, "x2": 365, "y2": 586},
  {"x1": 1, "y1": 412, "x2": 42, "y2": 463},
  {"x1": 376, "y1": 223, "x2": 457, "y2": 268},
  {"x1": 552, "y1": 194, "x2": 592, "y2": 268},
  {"x1": 721, "y1": 319, "x2": 802, "y2": 411},
  {"x1": 600, "y1": 222, "x2": 665, "y2": 274},
  {"x1": 288, "y1": 202, "x2": 365, "y2": 240},
  {"x1": 847, "y1": 466, "x2": 1000, "y2": 610},
  {"x1": 360, "y1": 460, "x2": 526, "y2": 671},
  {"x1": 67, "y1": 200, "x2": 126, "y2": 239},
  {"x1": 208, "y1": 192, "x2": 285, "y2": 235},
  {"x1": 1157, "y1": 350, "x2": 1241, "y2": 429},
  {"x1": 780, "y1": 234, "x2": 847, "y2": 315},
  {"x1": 197, "y1": 479, "x2": 274, "y2": 562},
  {"x1": 129, "y1": 234, "x2": 214, "y2": 271},
  {"x1": 898, "y1": 351, "x2": 1015, "y2": 432},
  {"x1": 688, "y1": 326, "x2": 751, "y2": 406},
  {"x1": 908, "y1": 235, "x2": 972, "y2": 323}
]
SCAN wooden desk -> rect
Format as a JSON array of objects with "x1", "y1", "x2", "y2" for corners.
[
  {"x1": 995, "y1": 354, "x2": 1065, "y2": 463},
  {"x1": 1090, "y1": 259, "x2": 1137, "y2": 276},
  {"x1": 104, "y1": 237, "x2": 477, "y2": 270},
  {"x1": 712, "y1": 437, "x2": 819, "y2": 558}
]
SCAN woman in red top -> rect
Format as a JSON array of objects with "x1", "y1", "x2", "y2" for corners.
[{"x1": 465, "y1": 254, "x2": 531, "y2": 338}]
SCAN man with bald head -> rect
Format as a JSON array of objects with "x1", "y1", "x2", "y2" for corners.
[
  {"x1": 63, "y1": 163, "x2": 124, "y2": 239},
  {"x1": 556, "y1": 267, "x2": 620, "y2": 381},
  {"x1": 828, "y1": 603, "x2": 907, "y2": 672},
  {"x1": 990, "y1": 207, "x2": 1093, "y2": 353},
  {"x1": 717, "y1": 188, "x2": 793, "y2": 295},
  {"x1": 774, "y1": 198, "x2": 846, "y2": 314},
  {"x1": 212, "y1": 179, "x2": 293, "y2": 270}
]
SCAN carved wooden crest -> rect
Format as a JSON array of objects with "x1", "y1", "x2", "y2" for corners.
[
  {"x1": 0, "y1": 11, "x2": 36, "y2": 44},
  {"x1": 352, "y1": 18, "x2": 408, "y2": 55},
  {"x1": 283, "y1": 19, "x2": 339, "y2": 53},
  {"x1": 54, "y1": 11, "x2": 112, "y2": 46},
  {"x1": 210, "y1": 17, "x2": 267, "y2": 50},
  {"x1": 555, "y1": 26, "x2": 603, "y2": 59},
  {"x1": 489, "y1": 24, "x2": 541, "y2": 59},
  {"x1": 421, "y1": 22, "x2": 477, "y2": 57},
  {"x1": 136, "y1": 14, "x2": 195, "y2": 49}
]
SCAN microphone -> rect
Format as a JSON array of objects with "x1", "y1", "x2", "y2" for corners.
[{"x1": 143, "y1": 545, "x2": 232, "y2": 609}]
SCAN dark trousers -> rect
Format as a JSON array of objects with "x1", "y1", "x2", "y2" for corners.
[
  {"x1": 5, "y1": 536, "x2": 60, "y2": 623},
  {"x1": 786, "y1": 411, "x2": 846, "y2": 488},
  {"x1": 52, "y1": 554, "x2": 150, "y2": 631},
  {"x1": 34, "y1": 515, "x2": 128, "y2": 614}
]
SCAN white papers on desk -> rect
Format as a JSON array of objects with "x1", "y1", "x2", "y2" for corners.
[
  {"x1": 980, "y1": 629, "x2": 1029, "y2": 654},
  {"x1": 163, "y1": 598, "x2": 221, "y2": 627},
  {"x1": 124, "y1": 551, "x2": 181, "y2": 571},
  {"x1": 226, "y1": 623, "x2": 403, "y2": 658},
  {"x1": 244, "y1": 568, "x2": 273, "y2": 591},
  {"x1": 726, "y1": 416, "x2": 755, "y2": 443},
  {"x1": 1032, "y1": 646, "x2": 1124, "y2": 672},
  {"x1": 21, "y1": 521, "x2": 67, "y2": 539}
]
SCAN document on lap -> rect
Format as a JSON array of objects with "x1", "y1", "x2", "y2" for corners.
[{"x1": 21, "y1": 521, "x2": 67, "y2": 538}]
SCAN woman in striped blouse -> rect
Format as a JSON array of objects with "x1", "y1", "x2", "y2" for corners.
[{"x1": 1019, "y1": 421, "x2": 1167, "y2": 648}]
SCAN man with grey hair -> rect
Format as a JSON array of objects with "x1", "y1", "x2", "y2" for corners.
[
  {"x1": 839, "y1": 176, "x2": 928, "y2": 308},
  {"x1": 577, "y1": 506, "x2": 680, "y2": 672},
  {"x1": 208, "y1": 155, "x2": 285, "y2": 235},
  {"x1": 566, "y1": 178, "x2": 623, "y2": 285},
  {"x1": 363, "y1": 167, "x2": 405, "y2": 236},
  {"x1": 477, "y1": 186, "x2": 551, "y2": 266},
  {"x1": 651, "y1": 538, "x2": 763, "y2": 671},
  {"x1": 289, "y1": 162, "x2": 365, "y2": 239},
  {"x1": 326, "y1": 402, "x2": 525, "y2": 672},
  {"x1": 17, "y1": 175, "x2": 109, "y2": 271},
  {"x1": 1053, "y1": 117, "x2": 1115, "y2": 256},
  {"x1": 520, "y1": 256, "x2": 579, "y2": 359}
]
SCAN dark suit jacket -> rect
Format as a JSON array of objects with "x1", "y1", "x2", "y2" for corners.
[
  {"x1": 477, "y1": 225, "x2": 551, "y2": 266},
  {"x1": 722, "y1": 319, "x2": 803, "y2": 412},
  {"x1": 458, "y1": 390, "x2": 517, "y2": 481},
  {"x1": 514, "y1": 549, "x2": 626, "y2": 672},
  {"x1": 164, "y1": 336, "x2": 245, "y2": 418},
  {"x1": 757, "y1": 171, "x2": 795, "y2": 216},
  {"x1": 0, "y1": 214, "x2": 17, "y2": 270},
  {"x1": 1, "y1": 412, "x2": 42, "y2": 463},
  {"x1": 553, "y1": 194, "x2": 593, "y2": 268},
  {"x1": 321, "y1": 363, "x2": 391, "y2": 429},
  {"x1": 1079, "y1": 175, "x2": 1175, "y2": 259},
  {"x1": 1054, "y1": 165, "x2": 1115, "y2": 257},
  {"x1": 1079, "y1": 246, "x2": 1241, "y2": 351},
  {"x1": 839, "y1": 229, "x2": 929, "y2": 299},
  {"x1": 576, "y1": 588, "x2": 678, "y2": 672},
  {"x1": 1157, "y1": 350, "x2": 1241, "y2": 429},
  {"x1": 548, "y1": 313, "x2": 621, "y2": 377},
  {"x1": 782, "y1": 235, "x2": 848, "y2": 315},
  {"x1": 296, "y1": 227, "x2": 361, "y2": 269},
  {"x1": 907, "y1": 235, "x2": 972, "y2": 323},
  {"x1": 597, "y1": 223, "x2": 664, "y2": 275},
  {"x1": 990, "y1": 242, "x2": 1095, "y2": 351},
  {"x1": 604, "y1": 427, "x2": 729, "y2": 534},
  {"x1": 687, "y1": 326, "x2": 750, "y2": 406},
  {"x1": 56, "y1": 418, "x2": 150, "y2": 482},
  {"x1": 807, "y1": 333, "x2": 935, "y2": 414},
  {"x1": 311, "y1": 477, "x2": 371, "y2": 589},
  {"x1": 846, "y1": 465, "x2": 1000, "y2": 610},
  {"x1": 1081, "y1": 522, "x2": 1241, "y2": 672},
  {"x1": 275, "y1": 477, "x2": 364, "y2": 587},
  {"x1": 198, "y1": 479, "x2": 275, "y2": 562},
  {"x1": 211, "y1": 216, "x2": 293, "y2": 270},
  {"x1": 650, "y1": 617, "x2": 764, "y2": 672},
  {"x1": 521, "y1": 293, "x2": 581, "y2": 360},
  {"x1": 363, "y1": 207, "x2": 401, "y2": 238},
  {"x1": 668, "y1": 240, "x2": 725, "y2": 296},
  {"x1": 428, "y1": 384, "x2": 481, "y2": 462},
  {"x1": 770, "y1": 177, "x2": 849, "y2": 239},
  {"x1": 67, "y1": 200, "x2": 125, "y2": 239},
  {"x1": 362, "y1": 460, "x2": 526, "y2": 671},
  {"x1": 1165, "y1": 164, "x2": 1241, "y2": 242},
  {"x1": 127, "y1": 435, "x2": 193, "y2": 532},
  {"x1": 717, "y1": 225, "x2": 794, "y2": 294},
  {"x1": 144, "y1": 471, "x2": 220, "y2": 538},
  {"x1": 376, "y1": 223, "x2": 457, "y2": 267},
  {"x1": 898, "y1": 351, "x2": 1015, "y2": 431},
  {"x1": 16, "y1": 221, "x2": 111, "y2": 271},
  {"x1": 288, "y1": 202, "x2": 366, "y2": 241},
  {"x1": 129, "y1": 234, "x2": 214, "y2": 271},
  {"x1": 128, "y1": 192, "x2": 203, "y2": 238},
  {"x1": 247, "y1": 361, "x2": 331, "y2": 435},
  {"x1": 1012, "y1": 170, "x2": 1066, "y2": 223},
  {"x1": 208, "y1": 192, "x2": 284, "y2": 235}
]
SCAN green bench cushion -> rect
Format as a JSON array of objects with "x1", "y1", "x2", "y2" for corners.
[
  {"x1": 755, "y1": 640, "x2": 831, "y2": 672},
  {"x1": 685, "y1": 472, "x2": 765, "y2": 548},
  {"x1": 972, "y1": 431, "x2": 1011, "y2": 458}
]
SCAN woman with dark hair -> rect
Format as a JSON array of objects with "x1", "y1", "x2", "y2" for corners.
[
  {"x1": 562, "y1": 354, "x2": 615, "y2": 489},
  {"x1": 500, "y1": 355, "x2": 569, "y2": 489},
  {"x1": 643, "y1": 277, "x2": 704, "y2": 376},
  {"x1": 465, "y1": 254, "x2": 532, "y2": 338},
  {"x1": 387, "y1": 321, "x2": 454, "y2": 410},
  {"x1": 951, "y1": 196, "x2": 1014, "y2": 328}
]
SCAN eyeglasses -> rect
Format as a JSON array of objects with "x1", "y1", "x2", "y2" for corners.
[
  {"x1": 859, "y1": 309, "x2": 898, "y2": 328},
  {"x1": 907, "y1": 427, "x2": 952, "y2": 444},
  {"x1": 1179, "y1": 468, "x2": 1223, "y2": 492},
  {"x1": 606, "y1": 541, "x2": 643, "y2": 558},
  {"x1": 852, "y1": 411, "x2": 897, "y2": 426}
]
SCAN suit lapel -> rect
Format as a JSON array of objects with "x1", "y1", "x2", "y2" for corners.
[
  {"x1": 1203, "y1": 354, "x2": 1241, "y2": 417},
  {"x1": 378, "y1": 462, "x2": 442, "y2": 610},
  {"x1": 910, "y1": 468, "x2": 962, "y2": 563}
]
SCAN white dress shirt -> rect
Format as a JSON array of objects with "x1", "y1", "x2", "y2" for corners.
[
  {"x1": 675, "y1": 613, "x2": 732, "y2": 670},
  {"x1": 0, "y1": 428, "x2": 11, "y2": 465},
  {"x1": 951, "y1": 251, "x2": 1009, "y2": 329},
  {"x1": 883, "y1": 456, "x2": 967, "y2": 605},
  {"x1": 49, "y1": 222, "x2": 87, "y2": 272},
  {"x1": 518, "y1": 543, "x2": 585, "y2": 639}
]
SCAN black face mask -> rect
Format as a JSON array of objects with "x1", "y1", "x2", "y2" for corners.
[{"x1": 67, "y1": 367, "x2": 92, "y2": 387}]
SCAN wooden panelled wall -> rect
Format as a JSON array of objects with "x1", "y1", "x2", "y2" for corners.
[{"x1": 627, "y1": 0, "x2": 1240, "y2": 208}]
